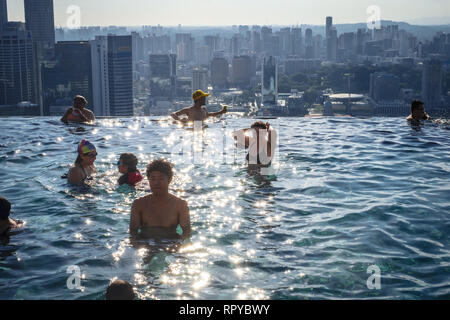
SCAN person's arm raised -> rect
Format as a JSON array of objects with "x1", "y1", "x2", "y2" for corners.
[
  {"x1": 207, "y1": 105, "x2": 227, "y2": 118},
  {"x1": 61, "y1": 108, "x2": 72, "y2": 124},
  {"x1": 171, "y1": 108, "x2": 188, "y2": 121}
]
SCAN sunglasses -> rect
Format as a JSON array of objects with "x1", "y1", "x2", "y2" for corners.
[{"x1": 84, "y1": 152, "x2": 97, "y2": 158}]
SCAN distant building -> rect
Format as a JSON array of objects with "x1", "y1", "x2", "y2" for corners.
[
  {"x1": 42, "y1": 41, "x2": 93, "y2": 116},
  {"x1": 24, "y1": 0, "x2": 55, "y2": 59},
  {"x1": 91, "y1": 35, "x2": 133, "y2": 116},
  {"x1": 0, "y1": 0, "x2": 7, "y2": 30},
  {"x1": 422, "y1": 58, "x2": 442, "y2": 108},
  {"x1": 262, "y1": 56, "x2": 277, "y2": 105},
  {"x1": 192, "y1": 68, "x2": 208, "y2": 93},
  {"x1": 369, "y1": 72, "x2": 400, "y2": 102},
  {"x1": 231, "y1": 56, "x2": 252, "y2": 88},
  {"x1": 210, "y1": 57, "x2": 229, "y2": 89},
  {"x1": 149, "y1": 53, "x2": 177, "y2": 100},
  {"x1": 327, "y1": 28, "x2": 338, "y2": 61},
  {"x1": 0, "y1": 22, "x2": 38, "y2": 106},
  {"x1": 175, "y1": 33, "x2": 194, "y2": 62},
  {"x1": 326, "y1": 17, "x2": 333, "y2": 39}
]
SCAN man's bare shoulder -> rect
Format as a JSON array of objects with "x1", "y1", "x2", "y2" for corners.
[
  {"x1": 133, "y1": 194, "x2": 153, "y2": 206},
  {"x1": 168, "y1": 193, "x2": 188, "y2": 207}
]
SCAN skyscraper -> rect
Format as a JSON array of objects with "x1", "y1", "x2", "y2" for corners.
[
  {"x1": 231, "y1": 56, "x2": 252, "y2": 88},
  {"x1": 422, "y1": 58, "x2": 442, "y2": 108},
  {"x1": 327, "y1": 28, "x2": 338, "y2": 61},
  {"x1": 262, "y1": 56, "x2": 277, "y2": 105},
  {"x1": 326, "y1": 17, "x2": 333, "y2": 39},
  {"x1": 0, "y1": 22, "x2": 38, "y2": 105},
  {"x1": 0, "y1": 0, "x2": 7, "y2": 30},
  {"x1": 42, "y1": 41, "x2": 93, "y2": 115},
  {"x1": 211, "y1": 57, "x2": 229, "y2": 89},
  {"x1": 149, "y1": 53, "x2": 177, "y2": 99},
  {"x1": 24, "y1": 0, "x2": 55, "y2": 47},
  {"x1": 90, "y1": 35, "x2": 133, "y2": 116},
  {"x1": 107, "y1": 35, "x2": 133, "y2": 116},
  {"x1": 192, "y1": 68, "x2": 208, "y2": 93}
]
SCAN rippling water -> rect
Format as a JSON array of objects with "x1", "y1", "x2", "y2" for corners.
[{"x1": 0, "y1": 116, "x2": 449, "y2": 300}]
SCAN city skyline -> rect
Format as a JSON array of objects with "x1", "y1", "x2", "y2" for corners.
[{"x1": 5, "y1": 0, "x2": 450, "y2": 27}]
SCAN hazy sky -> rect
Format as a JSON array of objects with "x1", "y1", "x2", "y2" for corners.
[{"x1": 6, "y1": 0, "x2": 450, "y2": 26}]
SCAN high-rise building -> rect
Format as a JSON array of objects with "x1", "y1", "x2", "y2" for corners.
[
  {"x1": 24, "y1": 0, "x2": 55, "y2": 49},
  {"x1": 90, "y1": 35, "x2": 133, "y2": 116},
  {"x1": 107, "y1": 35, "x2": 133, "y2": 116},
  {"x1": 327, "y1": 28, "x2": 338, "y2": 61},
  {"x1": 149, "y1": 53, "x2": 177, "y2": 99},
  {"x1": 231, "y1": 56, "x2": 252, "y2": 88},
  {"x1": 192, "y1": 68, "x2": 208, "y2": 93},
  {"x1": 262, "y1": 56, "x2": 277, "y2": 105},
  {"x1": 326, "y1": 17, "x2": 333, "y2": 39},
  {"x1": 210, "y1": 57, "x2": 228, "y2": 89},
  {"x1": 422, "y1": 58, "x2": 442, "y2": 108},
  {"x1": 42, "y1": 41, "x2": 93, "y2": 115},
  {"x1": 0, "y1": 22, "x2": 38, "y2": 106},
  {"x1": 175, "y1": 33, "x2": 194, "y2": 62},
  {"x1": 90, "y1": 36, "x2": 110, "y2": 116},
  {"x1": 0, "y1": 0, "x2": 7, "y2": 30},
  {"x1": 291, "y1": 27, "x2": 302, "y2": 56},
  {"x1": 305, "y1": 28, "x2": 314, "y2": 58}
]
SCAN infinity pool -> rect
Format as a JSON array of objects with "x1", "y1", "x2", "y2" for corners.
[{"x1": 0, "y1": 116, "x2": 449, "y2": 299}]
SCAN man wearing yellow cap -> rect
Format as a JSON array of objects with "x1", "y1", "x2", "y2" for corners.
[{"x1": 171, "y1": 90, "x2": 227, "y2": 123}]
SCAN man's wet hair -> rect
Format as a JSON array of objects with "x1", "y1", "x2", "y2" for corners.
[
  {"x1": 411, "y1": 100, "x2": 424, "y2": 113},
  {"x1": 120, "y1": 153, "x2": 138, "y2": 172},
  {"x1": 146, "y1": 159, "x2": 174, "y2": 181},
  {"x1": 251, "y1": 121, "x2": 267, "y2": 129},
  {"x1": 106, "y1": 280, "x2": 135, "y2": 300},
  {"x1": 0, "y1": 196, "x2": 11, "y2": 221},
  {"x1": 74, "y1": 95, "x2": 87, "y2": 106}
]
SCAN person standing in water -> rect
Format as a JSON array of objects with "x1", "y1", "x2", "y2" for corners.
[
  {"x1": 61, "y1": 95, "x2": 95, "y2": 124},
  {"x1": 129, "y1": 159, "x2": 191, "y2": 239},
  {"x1": 171, "y1": 90, "x2": 227, "y2": 123},
  {"x1": 67, "y1": 140, "x2": 97, "y2": 186},
  {"x1": 406, "y1": 100, "x2": 431, "y2": 124}
]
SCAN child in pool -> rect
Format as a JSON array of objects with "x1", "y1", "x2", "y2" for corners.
[
  {"x1": 117, "y1": 153, "x2": 143, "y2": 186},
  {"x1": 0, "y1": 196, "x2": 23, "y2": 236},
  {"x1": 67, "y1": 140, "x2": 97, "y2": 186}
]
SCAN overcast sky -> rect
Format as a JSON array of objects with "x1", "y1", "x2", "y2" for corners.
[{"x1": 6, "y1": 0, "x2": 450, "y2": 27}]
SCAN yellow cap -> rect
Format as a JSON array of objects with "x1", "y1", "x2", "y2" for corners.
[{"x1": 192, "y1": 89, "x2": 210, "y2": 101}]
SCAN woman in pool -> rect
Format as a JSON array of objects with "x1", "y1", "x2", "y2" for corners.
[
  {"x1": 67, "y1": 140, "x2": 97, "y2": 186},
  {"x1": 117, "y1": 153, "x2": 143, "y2": 186}
]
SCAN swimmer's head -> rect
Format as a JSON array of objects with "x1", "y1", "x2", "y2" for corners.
[
  {"x1": 0, "y1": 196, "x2": 11, "y2": 221},
  {"x1": 146, "y1": 159, "x2": 174, "y2": 194},
  {"x1": 74, "y1": 95, "x2": 87, "y2": 109},
  {"x1": 411, "y1": 100, "x2": 425, "y2": 120},
  {"x1": 118, "y1": 153, "x2": 138, "y2": 173},
  {"x1": 106, "y1": 280, "x2": 135, "y2": 300},
  {"x1": 76, "y1": 140, "x2": 97, "y2": 165}
]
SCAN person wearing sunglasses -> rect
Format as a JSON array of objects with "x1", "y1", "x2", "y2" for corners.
[
  {"x1": 67, "y1": 140, "x2": 98, "y2": 186},
  {"x1": 117, "y1": 153, "x2": 143, "y2": 187}
]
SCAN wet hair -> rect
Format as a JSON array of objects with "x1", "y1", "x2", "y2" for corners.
[
  {"x1": 74, "y1": 95, "x2": 87, "y2": 107},
  {"x1": 251, "y1": 121, "x2": 267, "y2": 129},
  {"x1": 120, "y1": 153, "x2": 138, "y2": 172},
  {"x1": 146, "y1": 159, "x2": 174, "y2": 181},
  {"x1": 75, "y1": 155, "x2": 83, "y2": 165},
  {"x1": 0, "y1": 196, "x2": 11, "y2": 221},
  {"x1": 106, "y1": 280, "x2": 135, "y2": 300},
  {"x1": 411, "y1": 100, "x2": 424, "y2": 113}
]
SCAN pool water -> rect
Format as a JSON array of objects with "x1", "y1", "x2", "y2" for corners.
[{"x1": 0, "y1": 116, "x2": 449, "y2": 299}]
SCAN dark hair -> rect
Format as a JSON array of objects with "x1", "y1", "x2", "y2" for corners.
[
  {"x1": 106, "y1": 280, "x2": 135, "y2": 300},
  {"x1": 0, "y1": 196, "x2": 11, "y2": 221},
  {"x1": 146, "y1": 159, "x2": 174, "y2": 181},
  {"x1": 251, "y1": 121, "x2": 267, "y2": 129},
  {"x1": 75, "y1": 155, "x2": 83, "y2": 165},
  {"x1": 411, "y1": 100, "x2": 424, "y2": 113},
  {"x1": 120, "y1": 153, "x2": 138, "y2": 172},
  {"x1": 74, "y1": 95, "x2": 87, "y2": 107}
]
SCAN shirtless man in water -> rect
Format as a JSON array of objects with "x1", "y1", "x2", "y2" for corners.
[
  {"x1": 61, "y1": 95, "x2": 95, "y2": 124},
  {"x1": 129, "y1": 159, "x2": 191, "y2": 239},
  {"x1": 406, "y1": 100, "x2": 431, "y2": 125},
  {"x1": 171, "y1": 90, "x2": 227, "y2": 123}
]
